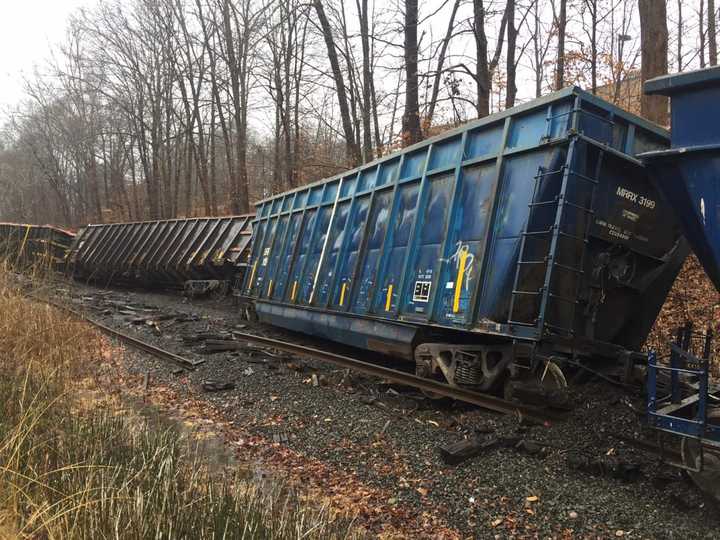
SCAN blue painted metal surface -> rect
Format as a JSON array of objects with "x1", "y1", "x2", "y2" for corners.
[
  {"x1": 245, "y1": 87, "x2": 686, "y2": 360},
  {"x1": 647, "y1": 348, "x2": 719, "y2": 443},
  {"x1": 642, "y1": 66, "x2": 720, "y2": 291},
  {"x1": 642, "y1": 70, "x2": 720, "y2": 497}
]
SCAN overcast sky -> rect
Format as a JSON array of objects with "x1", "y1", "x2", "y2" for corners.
[{"x1": 0, "y1": 0, "x2": 93, "y2": 114}]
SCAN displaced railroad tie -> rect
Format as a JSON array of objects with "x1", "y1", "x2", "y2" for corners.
[
  {"x1": 201, "y1": 380, "x2": 236, "y2": 392},
  {"x1": 439, "y1": 437, "x2": 500, "y2": 466},
  {"x1": 566, "y1": 453, "x2": 642, "y2": 482},
  {"x1": 201, "y1": 339, "x2": 244, "y2": 353},
  {"x1": 439, "y1": 436, "x2": 566, "y2": 466}
]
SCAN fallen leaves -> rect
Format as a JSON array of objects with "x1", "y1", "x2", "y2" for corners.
[
  {"x1": 92, "y1": 344, "x2": 461, "y2": 539},
  {"x1": 648, "y1": 256, "x2": 720, "y2": 377}
]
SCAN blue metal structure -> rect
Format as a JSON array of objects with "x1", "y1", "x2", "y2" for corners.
[
  {"x1": 648, "y1": 348, "x2": 719, "y2": 446},
  {"x1": 244, "y1": 87, "x2": 687, "y2": 390},
  {"x1": 641, "y1": 67, "x2": 720, "y2": 503},
  {"x1": 646, "y1": 328, "x2": 720, "y2": 504},
  {"x1": 643, "y1": 67, "x2": 720, "y2": 291}
]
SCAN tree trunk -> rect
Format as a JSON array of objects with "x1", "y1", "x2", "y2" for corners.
[
  {"x1": 221, "y1": 0, "x2": 242, "y2": 213},
  {"x1": 313, "y1": 0, "x2": 362, "y2": 165},
  {"x1": 710, "y1": 0, "x2": 717, "y2": 65},
  {"x1": 639, "y1": 0, "x2": 669, "y2": 125},
  {"x1": 402, "y1": 0, "x2": 422, "y2": 146},
  {"x1": 677, "y1": 0, "x2": 683, "y2": 71},
  {"x1": 427, "y1": 0, "x2": 460, "y2": 128},
  {"x1": 505, "y1": 0, "x2": 517, "y2": 108},
  {"x1": 358, "y1": 0, "x2": 374, "y2": 162},
  {"x1": 589, "y1": 0, "x2": 598, "y2": 94},
  {"x1": 533, "y1": 1, "x2": 542, "y2": 97},
  {"x1": 555, "y1": 0, "x2": 567, "y2": 90},
  {"x1": 474, "y1": 0, "x2": 490, "y2": 117},
  {"x1": 474, "y1": 0, "x2": 507, "y2": 117}
]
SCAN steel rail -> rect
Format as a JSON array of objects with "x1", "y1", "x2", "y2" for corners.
[
  {"x1": 232, "y1": 331, "x2": 566, "y2": 424},
  {"x1": 32, "y1": 296, "x2": 202, "y2": 369},
  {"x1": 32, "y1": 293, "x2": 562, "y2": 423}
]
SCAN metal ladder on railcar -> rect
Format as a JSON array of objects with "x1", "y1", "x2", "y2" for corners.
[{"x1": 507, "y1": 143, "x2": 601, "y2": 339}]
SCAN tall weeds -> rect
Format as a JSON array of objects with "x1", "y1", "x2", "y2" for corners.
[{"x1": 0, "y1": 268, "x2": 359, "y2": 539}]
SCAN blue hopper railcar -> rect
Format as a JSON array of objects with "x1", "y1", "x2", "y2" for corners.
[{"x1": 243, "y1": 87, "x2": 687, "y2": 391}]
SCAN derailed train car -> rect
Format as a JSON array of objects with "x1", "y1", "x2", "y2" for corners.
[
  {"x1": 243, "y1": 86, "x2": 688, "y2": 391},
  {"x1": 69, "y1": 215, "x2": 254, "y2": 290},
  {"x1": 0, "y1": 223, "x2": 75, "y2": 270}
]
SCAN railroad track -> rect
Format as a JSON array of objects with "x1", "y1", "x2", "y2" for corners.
[
  {"x1": 31, "y1": 295, "x2": 202, "y2": 369},
  {"x1": 34, "y1": 293, "x2": 565, "y2": 424},
  {"x1": 232, "y1": 331, "x2": 567, "y2": 424}
]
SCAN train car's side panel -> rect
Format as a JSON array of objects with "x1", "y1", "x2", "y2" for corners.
[
  {"x1": 71, "y1": 215, "x2": 253, "y2": 288},
  {"x1": 245, "y1": 87, "x2": 684, "y2": 369},
  {"x1": 0, "y1": 223, "x2": 75, "y2": 270}
]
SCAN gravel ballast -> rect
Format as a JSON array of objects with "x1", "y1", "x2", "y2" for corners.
[{"x1": 53, "y1": 280, "x2": 719, "y2": 538}]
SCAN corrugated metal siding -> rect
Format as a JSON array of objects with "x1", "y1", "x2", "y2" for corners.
[
  {"x1": 0, "y1": 223, "x2": 75, "y2": 270},
  {"x1": 245, "y1": 86, "x2": 684, "y2": 353},
  {"x1": 70, "y1": 215, "x2": 253, "y2": 286}
]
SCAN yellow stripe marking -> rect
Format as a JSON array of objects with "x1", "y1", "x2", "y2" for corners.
[
  {"x1": 385, "y1": 284, "x2": 393, "y2": 311},
  {"x1": 267, "y1": 279, "x2": 273, "y2": 297},
  {"x1": 18, "y1": 225, "x2": 31, "y2": 258},
  {"x1": 453, "y1": 249, "x2": 468, "y2": 313},
  {"x1": 247, "y1": 261, "x2": 258, "y2": 291},
  {"x1": 339, "y1": 282, "x2": 347, "y2": 306},
  {"x1": 291, "y1": 281, "x2": 298, "y2": 301}
]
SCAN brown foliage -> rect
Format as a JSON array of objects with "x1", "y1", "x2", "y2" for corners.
[{"x1": 647, "y1": 255, "x2": 720, "y2": 376}]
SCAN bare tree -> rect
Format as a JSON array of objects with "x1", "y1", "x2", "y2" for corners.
[
  {"x1": 701, "y1": 0, "x2": 707, "y2": 68},
  {"x1": 554, "y1": 0, "x2": 568, "y2": 90},
  {"x1": 473, "y1": 0, "x2": 508, "y2": 117},
  {"x1": 357, "y1": 0, "x2": 374, "y2": 162},
  {"x1": 313, "y1": 0, "x2": 362, "y2": 165},
  {"x1": 677, "y1": 0, "x2": 683, "y2": 71},
  {"x1": 639, "y1": 0, "x2": 669, "y2": 125},
  {"x1": 426, "y1": 0, "x2": 460, "y2": 130},
  {"x1": 710, "y1": 0, "x2": 718, "y2": 65},
  {"x1": 402, "y1": 0, "x2": 422, "y2": 145},
  {"x1": 505, "y1": 0, "x2": 517, "y2": 107},
  {"x1": 220, "y1": 0, "x2": 259, "y2": 214},
  {"x1": 528, "y1": 0, "x2": 553, "y2": 97}
]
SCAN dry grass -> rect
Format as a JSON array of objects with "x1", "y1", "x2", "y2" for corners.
[{"x1": 0, "y1": 266, "x2": 361, "y2": 539}]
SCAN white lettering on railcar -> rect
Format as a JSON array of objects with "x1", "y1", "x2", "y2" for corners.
[
  {"x1": 413, "y1": 281, "x2": 431, "y2": 302},
  {"x1": 616, "y1": 186, "x2": 656, "y2": 209},
  {"x1": 621, "y1": 209, "x2": 639, "y2": 222}
]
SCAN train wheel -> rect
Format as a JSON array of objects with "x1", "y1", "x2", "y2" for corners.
[{"x1": 681, "y1": 409, "x2": 720, "y2": 506}]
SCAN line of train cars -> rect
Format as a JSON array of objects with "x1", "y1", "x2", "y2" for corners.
[
  {"x1": 4, "y1": 68, "x2": 720, "y2": 501},
  {"x1": 67, "y1": 215, "x2": 254, "y2": 295},
  {"x1": 1, "y1": 84, "x2": 693, "y2": 393}
]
